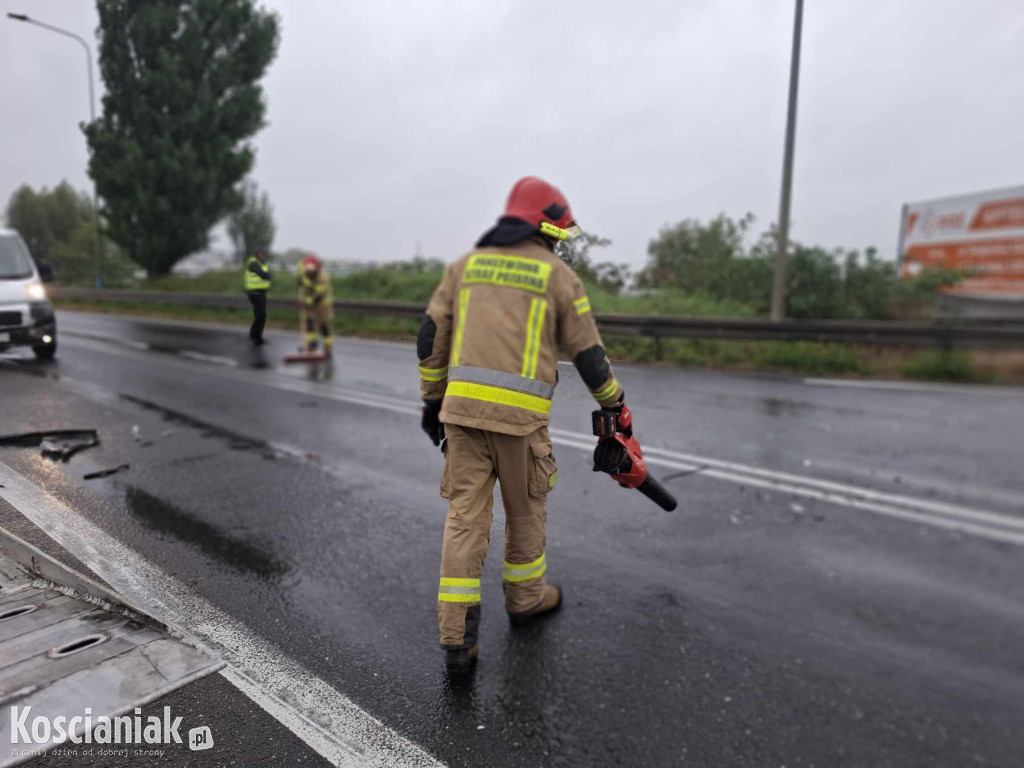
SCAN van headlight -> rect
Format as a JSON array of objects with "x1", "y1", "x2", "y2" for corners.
[{"x1": 26, "y1": 283, "x2": 46, "y2": 300}]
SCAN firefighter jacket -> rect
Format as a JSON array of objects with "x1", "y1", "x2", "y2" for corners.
[
  {"x1": 418, "y1": 239, "x2": 623, "y2": 436},
  {"x1": 298, "y1": 270, "x2": 332, "y2": 306},
  {"x1": 245, "y1": 257, "x2": 271, "y2": 291}
]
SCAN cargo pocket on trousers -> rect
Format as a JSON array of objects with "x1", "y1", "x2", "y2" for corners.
[
  {"x1": 528, "y1": 441, "x2": 558, "y2": 497},
  {"x1": 440, "y1": 448, "x2": 451, "y2": 499}
]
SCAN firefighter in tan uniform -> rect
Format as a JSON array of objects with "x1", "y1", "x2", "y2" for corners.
[
  {"x1": 418, "y1": 176, "x2": 628, "y2": 665},
  {"x1": 298, "y1": 255, "x2": 334, "y2": 354}
]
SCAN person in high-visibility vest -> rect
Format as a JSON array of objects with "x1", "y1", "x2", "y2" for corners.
[
  {"x1": 298, "y1": 255, "x2": 334, "y2": 354},
  {"x1": 244, "y1": 251, "x2": 272, "y2": 346}
]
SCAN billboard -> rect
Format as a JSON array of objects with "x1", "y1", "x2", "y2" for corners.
[{"x1": 898, "y1": 185, "x2": 1024, "y2": 299}]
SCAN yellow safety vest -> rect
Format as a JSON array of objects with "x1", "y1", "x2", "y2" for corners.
[{"x1": 245, "y1": 257, "x2": 271, "y2": 290}]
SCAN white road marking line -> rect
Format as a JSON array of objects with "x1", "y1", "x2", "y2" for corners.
[
  {"x1": 0, "y1": 462, "x2": 444, "y2": 768},
  {"x1": 177, "y1": 349, "x2": 240, "y2": 367},
  {"x1": 60, "y1": 313, "x2": 412, "y2": 354},
  {"x1": 62, "y1": 335, "x2": 420, "y2": 417},
  {"x1": 551, "y1": 435, "x2": 1024, "y2": 546},
  {"x1": 795, "y1": 457, "x2": 1024, "y2": 513},
  {"x1": 551, "y1": 429, "x2": 1024, "y2": 533},
  {"x1": 62, "y1": 330, "x2": 239, "y2": 368},
  {"x1": 803, "y1": 377, "x2": 1024, "y2": 399},
  {"x1": 58, "y1": 334, "x2": 1024, "y2": 545}
]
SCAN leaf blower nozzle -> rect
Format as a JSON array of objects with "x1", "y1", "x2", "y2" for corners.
[{"x1": 592, "y1": 406, "x2": 677, "y2": 512}]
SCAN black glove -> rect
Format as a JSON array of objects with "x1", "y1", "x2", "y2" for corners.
[{"x1": 421, "y1": 399, "x2": 443, "y2": 447}]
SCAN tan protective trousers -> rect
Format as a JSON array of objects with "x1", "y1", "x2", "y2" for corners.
[
  {"x1": 437, "y1": 423, "x2": 557, "y2": 648},
  {"x1": 299, "y1": 301, "x2": 334, "y2": 350}
]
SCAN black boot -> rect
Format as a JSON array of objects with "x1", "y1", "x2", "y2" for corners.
[{"x1": 442, "y1": 605, "x2": 480, "y2": 666}]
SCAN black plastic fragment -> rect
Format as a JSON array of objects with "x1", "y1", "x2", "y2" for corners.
[
  {"x1": 83, "y1": 464, "x2": 130, "y2": 480},
  {"x1": 0, "y1": 429, "x2": 100, "y2": 462}
]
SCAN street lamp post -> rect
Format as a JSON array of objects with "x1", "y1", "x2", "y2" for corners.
[
  {"x1": 7, "y1": 12, "x2": 104, "y2": 288},
  {"x1": 770, "y1": 0, "x2": 804, "y2": 321}
]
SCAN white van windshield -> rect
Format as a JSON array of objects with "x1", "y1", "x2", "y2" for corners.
[{"x1": 0, "y1": 236, "x2": 34, "y2": 279}]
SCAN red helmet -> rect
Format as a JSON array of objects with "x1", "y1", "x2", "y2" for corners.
[
  {"x1": 503, "y1": 176, "x2": 580, "y2": 239},
  {"x1": 301, "y1": 255, "x2": 320, "y2": 272}
]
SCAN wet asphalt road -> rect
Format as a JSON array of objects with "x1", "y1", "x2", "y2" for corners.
[{"x1": 2, "y1": 310, "x2": 1024, "y2": 767}]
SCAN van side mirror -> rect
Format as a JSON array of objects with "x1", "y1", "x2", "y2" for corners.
[{"x1": 37, "y1": 262, "x2": 55, "y2": 283}]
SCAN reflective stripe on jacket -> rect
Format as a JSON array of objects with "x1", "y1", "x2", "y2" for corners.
[
  {"x1": 299, "y1": 272, "x2": 332, "y2": 306},
  {"x1": 418, "y1": 240, "x2": 622, "y2": 436},
  {"x1": 245, "y1": 257, "x2": 271, "y2": 290}
]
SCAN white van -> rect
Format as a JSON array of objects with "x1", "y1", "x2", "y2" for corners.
[{"x1": 0, "y1": 227, "x2": 57, "y2": 360}]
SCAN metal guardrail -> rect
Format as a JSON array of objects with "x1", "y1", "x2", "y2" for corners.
[{"x1": 50, "y1": 287, "x2": 1024, "y2": 349}]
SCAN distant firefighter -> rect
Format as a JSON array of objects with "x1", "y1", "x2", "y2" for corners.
[
  {"x1": 298, "y1": 255, "x2": 334, "y2": 355},
  {"x1": 244, "y1": 250, "x2": 271, "y2": 346}
]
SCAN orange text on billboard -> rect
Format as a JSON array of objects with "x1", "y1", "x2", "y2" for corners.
[
  {"x1": 969, "y1": 198, "x2": 1024, "y2": 231},
  {"x1": 902, "y1": 237, "x2": 1024, "y2": 296}
]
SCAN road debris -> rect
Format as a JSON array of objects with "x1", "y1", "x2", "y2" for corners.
[
  {"x1": 141, "y1": 430, "x2": 175, "y2": 447},
  {"x1": 83, "y1": 464, "x2": 130, "y2": 480},
  {"x1": 132, "y1": 424, "x2": 176, "y2": 447},
  {"x1": 0, "y1": 429, "x2": 100, "y2": 462},
  {"x1": 283, "y1": 351, "x2": 330, "y2": 364}
]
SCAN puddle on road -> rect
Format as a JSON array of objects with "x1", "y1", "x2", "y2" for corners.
[
  {"x1": 124, "y1": 486, "x2": 288, "y2": 578},
  {"x1": 759, "y1": 397, "x2": 812, "y2": 418}
]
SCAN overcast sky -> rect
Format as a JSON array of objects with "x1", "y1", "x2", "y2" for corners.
[{"x1": 2, "y1": 0, "x2": 1022, "y2": 268}]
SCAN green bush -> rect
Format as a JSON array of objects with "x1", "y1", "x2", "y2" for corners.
[
  {"x1": 638, "y1": 214, "x2": 962, "y2": 320},
  {"x1": 900, "y1": 350, "x2": 987, "y2": 382},
  {"x1": 752, "y1": 341, "x2": 860, "y2": 374},
  {"x1": 334, "y1": 258, "x2": 444, "y2": 303},
  {"x1": 141, "y1": 271, "x2": 245, "y2": 294},
  {"x1": 586, "y1": 285, "x2": 758, "y2": 318},
  {"x1": 139, "y1": 258, "x2": 447, "y2": 303}
]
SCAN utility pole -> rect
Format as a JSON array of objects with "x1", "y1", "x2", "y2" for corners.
[
  {"x1": 770, "y1": 0, "x2": 804, "y2": 321},
  {"x1": 7, "y1": 12, "x2": 104, "y2": 288}
]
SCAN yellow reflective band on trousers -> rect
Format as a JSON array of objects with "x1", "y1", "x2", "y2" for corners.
[
  {"x1": 503, "y1": 554, "x2": 546, "y2": 583},
  {"x1": 573, "y1": 296, "x2": 591, "y2": 315},
  {"x1": 438, "y1": 576, "x2": 481, "y2": 603},
  {"x1": 418, "y1": 364, "x2": 448, "y2": 382},
  {"x1": 593, "y1": 378, "x2": 620, "y2": 402},
  {"x1": 446, "y1": 381, "x2": 552, "y2": 414},
  {"x1": 520, "y1": 298, "x2": 547, "y2": 379},
  {"x1": 450, "y1": 288, "x2": 471, "y2": 368}
]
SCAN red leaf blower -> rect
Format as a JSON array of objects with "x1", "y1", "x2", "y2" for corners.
[{"x1": 592, "y1": 405, "x2": 677, "y2": 512}]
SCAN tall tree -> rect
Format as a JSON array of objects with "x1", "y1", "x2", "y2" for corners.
[
  {"x1": 5, "y1": 182, "x2": 136, "y2": 286},
  {"x1": 227, "y1": 179, "x2": 276, "y2": 261},
  {"x1": 5, "y1": 182, "x2": 92, "y2": 264},
  {"x1": 85, "y1": 0, "x2": 279, "y2": 276}
]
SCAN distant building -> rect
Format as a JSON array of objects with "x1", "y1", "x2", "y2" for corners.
[{"x1": 173, "y1": 249, "x2": 234, "y2": 275}]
